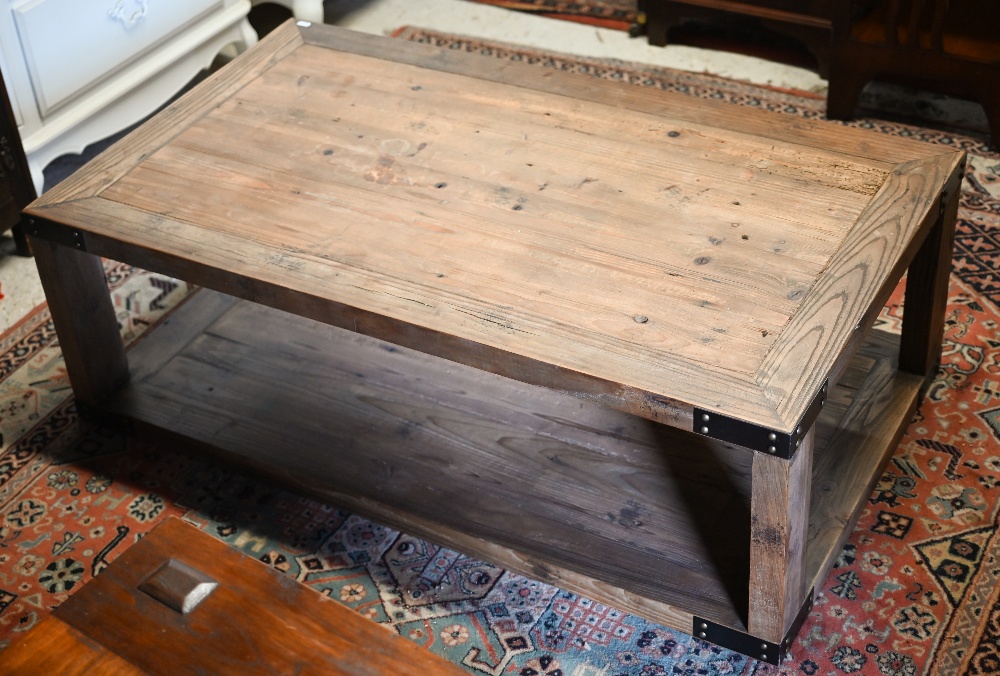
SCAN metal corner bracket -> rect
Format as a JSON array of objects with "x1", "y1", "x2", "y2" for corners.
[
  {"x1": 693, "y1": 593, "x2": 814, "y2": 665},
  {"x1": 21, "y1": 215, "x2": 87, "y2": 252},
  {"x1": 692, "y1": 380, "x2": 827, "y2": 459}
]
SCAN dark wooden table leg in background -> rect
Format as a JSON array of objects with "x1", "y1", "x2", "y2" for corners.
[{"x1": 899, "y1": 168, "x2": 961, "y2": 380}]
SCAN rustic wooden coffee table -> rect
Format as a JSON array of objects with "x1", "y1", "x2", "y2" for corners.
[{"x1": 23, "y1": 20, "x2": 963, "y2": 664}]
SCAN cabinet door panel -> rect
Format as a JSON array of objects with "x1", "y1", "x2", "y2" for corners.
[{"x1": 13, "y1": 0, "x2": 224, "y2": 116}]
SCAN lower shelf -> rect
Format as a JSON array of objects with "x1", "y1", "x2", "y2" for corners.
[{"x1": 109, "y1": 289, "x2": 924, "y2": 637}]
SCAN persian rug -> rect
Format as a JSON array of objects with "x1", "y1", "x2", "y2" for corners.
[
  {"x1": 1, "y1": 28, "x2": 1000, "y2": 676},
  {"x1": 461, "y1": 0, "x2": 637, "y2": 30}
]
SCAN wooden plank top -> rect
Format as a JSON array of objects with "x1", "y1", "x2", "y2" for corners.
[{"x1": 26, "y1": 20, "x2": 964, "y2": 434}]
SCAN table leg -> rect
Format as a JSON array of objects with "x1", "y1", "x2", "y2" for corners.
[
  {"x1": 748, "y1": 429, "x2": 814, "y2": 643},
  {"x1": 30, "y1": 237, "x2": 129, "y2": 405},
  {"x1": 899, "y1": 177, "x2": 960, "y2": 377}
]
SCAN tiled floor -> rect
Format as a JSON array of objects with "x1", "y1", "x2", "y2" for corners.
[{"x1": 0, "y1": 0, "x2": 970, "y2": 334}]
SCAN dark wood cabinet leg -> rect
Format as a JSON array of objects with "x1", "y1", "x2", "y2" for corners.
[
  {"x1": 11, "y1": 223, "x2": 31, "y2": 256},
  {"x1": 826, "y1": 69, "x2": 868, "y2": 120},
  {"x1": 982, "y1": 87, "x2": 1000, "y2": 150}
]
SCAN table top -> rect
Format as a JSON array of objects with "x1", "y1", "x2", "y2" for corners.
[{"x1": 26, "y1": 20, "x2": 963, "y2": 436}]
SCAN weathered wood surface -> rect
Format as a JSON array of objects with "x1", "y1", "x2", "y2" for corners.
[
  {"x1": 748, "y1": 431, "x2": 813, "y2": 642},
  {"x1": 112, "y1": 291, "x2": 755, "y2": 629},
  {"x1": 48, "y1": 517, "x2": 465, "y2": 675},
  {"x1": 758, "y1": 152, "x2": 961, "y2": 426},
  {"x1": 25, "y1": 21, "x2": 964, "y2": 434},
  {"x1": 105, "y1": 289, "x2": 920, "y2": 636},
  {"x1": 0, "y1": 616, "x2": 144, "y2": 675},
  {"x1": 807, "y1": 329, "x2": 924, "y2": 597}
]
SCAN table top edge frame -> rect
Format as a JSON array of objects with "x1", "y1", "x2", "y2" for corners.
[
  {"x1": 757, "y1": 149, "x2": 965, "y2": 429},
  {"x1": 296, "y1": 22, "x2": 956, "y2": 165},
  {"x1": 27, "y1": 21, "x2": 307, "y2": 211}
]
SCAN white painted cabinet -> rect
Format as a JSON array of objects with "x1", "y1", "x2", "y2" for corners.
[{"x1": 0, "y1": 0, "x2": 257, "y2": 192}]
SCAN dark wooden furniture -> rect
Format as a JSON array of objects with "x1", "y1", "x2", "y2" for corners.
[
  {"x1": 22, "y1": 20, "x2": 963, "y2": 663},
  {"x1": 827, "y1": 0, "x2": 1000, "y2": 148},
  {"x1": 644, "y1": 1, "x2": 834, "y2": 76},
  {"x1": 0, "y1": 517, "x2": 464, "y2": 674},
  {"x1": 644, "y1": 0, "x2": 999, "y2": 147},
  {"x1": 0, "y1": 70, "x2": 33, "y2": 256}
]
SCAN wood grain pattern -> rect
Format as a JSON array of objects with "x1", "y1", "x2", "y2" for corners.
[
  {"x1": 52, "y1": 518, "x2": 464, "y2": 675},
  {"x1": 37, "y1": 21, "x2": 303, "y2": 207},
  {"x1": 807, "y1": 329, "x2": 924, "y2": 597},
  {"x1": 24, "y1": 22, "x2": 963, "y2": 432},
  {"x1": 748, "y1": 432, "x2": 813, "y2": 642},
  {"x1": 28, "y1": 238, "x2": 129, "y2": 405},
  {"x1": 0, "y1": 617, "x2": 144, "y2": 675},
  {"x1": 298, "y1": 24, "x2": 946, "y2": 164},
  {"x1": 22, "y1": 21, "x2": 963, "y2": 652},
  {"x1": 100, "y1": 289, "x2": 920, "y2": 637},
  {"x1": 758, "y1": 151, "x2": 963, "y2": 427},
  {"x1": 111, "y1": 293, "x2": 753, "y2": 627}
]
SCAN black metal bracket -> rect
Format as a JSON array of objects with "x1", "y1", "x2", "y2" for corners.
[
  {"x1": 693, "y1": 381, "x2": 827, "y2": 459},
  {"x1": 693, "y1": 593, "x2": 814, "y2": 665},
  {"x1": 21, "y1": 215, "x2": 86, "y2": 252}
]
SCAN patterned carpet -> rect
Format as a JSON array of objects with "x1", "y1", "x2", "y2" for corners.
[
  {"x1": 1, "y1": 28, "x2": 1000, "y2": 676},
  {"x1": 461, "y1": 0, "x2": 637, "y2": 30}
]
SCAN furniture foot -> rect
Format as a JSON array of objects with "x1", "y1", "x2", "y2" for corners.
[
  {"x1": 695, "y1": 593, "x2": 813, "y2": 665},
  {"x1": 645, "y1": 2, "x2": 679, "y2": 47},
  {"x1": 826, "y1": 69, "x2": 868, "y2": 120}
]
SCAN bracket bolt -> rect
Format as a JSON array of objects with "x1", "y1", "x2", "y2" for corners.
[
  {"x1": 768, "y1": 432, "x2": 777, "y2": 441},
  {"x1": 767, "y1": 445, "x2": 776, "y2": 453},
  {"x1": 701, "y1": 413, "x2": 710, "y2": 422},
  {"x1": 700, "y1": 426, "x2": 709, "y2": 434}
]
